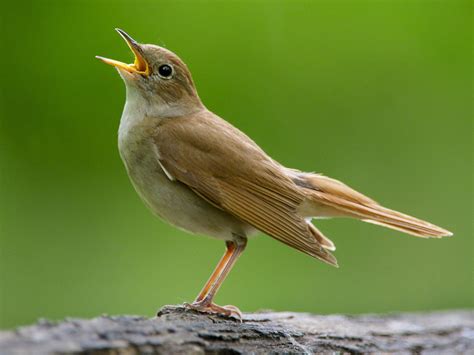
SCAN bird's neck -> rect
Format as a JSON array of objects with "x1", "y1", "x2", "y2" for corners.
[
  {"x1": 119, "y1": 85, "x2": 206, "y2": 145},
  {"x1": 124, "y1": 84, "x2": 204, "y2": 119}
]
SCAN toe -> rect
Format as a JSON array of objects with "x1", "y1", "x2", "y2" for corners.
[
  {"x1": 222, "y1": 305, "x2": 242, "y2": 321},
  {"x1": 183, "y1": 301, "x2": 242, "y2": 321}
]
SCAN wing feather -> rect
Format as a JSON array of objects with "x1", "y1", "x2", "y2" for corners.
[{"x1": 153, "y1": 112, "x2": 337, "y2": 266}]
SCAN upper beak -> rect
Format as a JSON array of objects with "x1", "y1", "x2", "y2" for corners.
[{"x1": 96, "y1": 29, "x2": 150, "y2": 75}]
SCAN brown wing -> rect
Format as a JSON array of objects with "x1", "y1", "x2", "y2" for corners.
[{"x1": 153, "y1": 111, "x2": 337, "y2": 266}]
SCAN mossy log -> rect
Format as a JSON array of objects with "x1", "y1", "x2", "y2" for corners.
[{"x1": 0, "y1": 305, "x2": 472, "y2": 354}]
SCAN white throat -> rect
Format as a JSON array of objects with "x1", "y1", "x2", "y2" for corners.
[
  {"x1": 118, "y1": 85, "x2": 149, "y2": 144},
  {"x1": 118, "y1": 83, "x2": 197, "y2": 146}
]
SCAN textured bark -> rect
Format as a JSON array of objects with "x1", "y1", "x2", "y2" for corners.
[{"x1": 0, "y1": 306, "x2": 472, "y2": 354}]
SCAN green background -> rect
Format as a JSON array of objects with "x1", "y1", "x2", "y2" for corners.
[{"x1": 1, "y1": 0, "x2": 472, "y2": 328}]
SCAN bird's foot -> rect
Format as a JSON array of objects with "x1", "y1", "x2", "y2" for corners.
[{"x1": 184, "y1": 301, "x2": 242, "y2": 321}]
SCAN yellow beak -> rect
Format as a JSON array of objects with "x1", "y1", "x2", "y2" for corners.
[{"x1": 96, "y1": 29, "x2": 150, "y2": 75}]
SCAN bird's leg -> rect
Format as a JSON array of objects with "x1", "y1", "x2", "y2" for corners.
[{"x1": 185, "y1": 237, "x2": 247, "y2": 320}]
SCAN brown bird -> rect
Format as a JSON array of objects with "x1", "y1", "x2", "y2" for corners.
[{"x1": 97, "y1": 29, "x2": 452, "y2": 319}]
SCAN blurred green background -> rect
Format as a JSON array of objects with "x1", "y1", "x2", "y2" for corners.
[{"x1": 1, "y1": 0, "x2": 472, "y2": 329}]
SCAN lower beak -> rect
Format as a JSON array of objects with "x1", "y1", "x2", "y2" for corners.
[{"x1": 96, "y1": 29, "x2": 150, "y2": 75}]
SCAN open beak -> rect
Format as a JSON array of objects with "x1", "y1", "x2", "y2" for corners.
[{"x1": 96, "y1": 29, "x2": 150, "y2": 75}]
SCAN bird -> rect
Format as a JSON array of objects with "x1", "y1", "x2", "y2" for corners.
[{"x1": 96, "y1": 29, "x2": 452, "y2": 320}]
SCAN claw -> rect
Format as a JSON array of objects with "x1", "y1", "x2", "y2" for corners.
[{"x1": 184, "y1": 301, "x2": 243, "y2": 322}]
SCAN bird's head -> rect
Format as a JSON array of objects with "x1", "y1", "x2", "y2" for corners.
[{"x1": 97, "y1": 29, "x2": 203, "y2": 117}]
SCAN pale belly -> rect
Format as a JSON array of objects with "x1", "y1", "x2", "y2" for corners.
[{"x1": 118, "y1": 133, "x2": 253, "y2": 241}]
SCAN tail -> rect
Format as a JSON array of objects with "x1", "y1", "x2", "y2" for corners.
[{"x1": 295, "y1": 173, "x2": 452, "y2": 238}]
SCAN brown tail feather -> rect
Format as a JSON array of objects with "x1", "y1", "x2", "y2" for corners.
[
  {"x1": 298, "y1": 173, "x2": 452, "y2": 238},
  {"x1": 316, "y1": 193, "x2": 452, "y2": 238},
  {"x1": 361, "y1": 204, "x2": 452, "y2": 238},
  {"x1": 362, "y1": 219, "x2": 438, "y2": 238}
]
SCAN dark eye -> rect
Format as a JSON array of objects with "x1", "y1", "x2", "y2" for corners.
[{"x1": 158, "y1": 64, "x2": 173, "y2": 79}]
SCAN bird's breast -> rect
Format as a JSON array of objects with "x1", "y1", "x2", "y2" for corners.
[{"x1": 117, "y1": 99, "x2": 254, "y2": 241}]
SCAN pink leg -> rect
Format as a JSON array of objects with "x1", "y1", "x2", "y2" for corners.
[{"x1": 185, "y1": 239, "x2": 247, "y2": 320}]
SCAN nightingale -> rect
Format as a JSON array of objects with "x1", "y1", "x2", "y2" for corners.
[{"x1": 97, "y1": 29, "x2": 452, "y2": 320}]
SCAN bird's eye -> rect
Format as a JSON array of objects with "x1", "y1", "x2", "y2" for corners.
[{"x1": 158, "y1": 64, "x2": 173, "y2": 79}]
